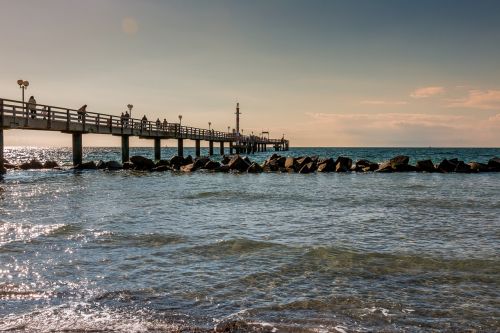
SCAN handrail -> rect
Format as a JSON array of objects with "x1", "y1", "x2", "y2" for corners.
[{"x1": 0, "y1": 97, "x2": 289, "y2": 145}]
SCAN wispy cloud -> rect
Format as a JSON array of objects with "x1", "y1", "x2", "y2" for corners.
[
  {"x1": 410, "y1": 86, "x2": 445, "y2": 98},
  {"x1": 122, "y1": 17, "x2": 139, "y2": 36},
  {"x1": 447, "y1": 89, "x2": 500, "y2": 110},
  {"x1": 360, "y1": 100, "x2": 408, "y2": 106}
]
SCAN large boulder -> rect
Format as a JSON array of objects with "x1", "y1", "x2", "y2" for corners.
[
  {"x1": 354, "y1": 159, "x2": 378, "y2": 172},
  {"x1": 335, "y1": 156, "x2": 352, "y2": 172},
  {"x1": 221, "y1": 155, "x2": 231, "y2": 165},
  {"x1": 317, "y1": 158, "x2": 335, "y2": 172},
  {"x1": 43, "y1": 160, "x2": 59, "y2": 169},
  {"x1": 152, "y1": 165, "x2": 171, "y2": 172},
  {"x1": 180, "y1": 163, "x2": 197, "y2": 172},
  {"x1": 123, "y1": 161, "x2": 134, "y2": 170},
  {"x1": 169, "y1": 155, "x2": 184, "y2": 169},
  {"x1": 105, "y1": 160, "x2": 123, "y2": 170},
  {"x1": 296, "y1": 156, "x2": 312, "y2": 171},
  {"x1": 299, "y1": 162, "x2": 314, "y2": 174},
  {"x1": 376, "y1": 161, "x2": 394, "y2": 173},
  {"x1": 75, "y1": 161, "x2": 97, "y2": 170},
  {"x1": 454, "y1": 161, "x2": 471, "y2": 173},
  {"x1": 416, "y1": 160, "x2": 435, "y2": 172},
  {"x1": 193, "y1": 157, "x2": 209, "y2": 169},
  {"x1": 215, "y1": 164, "x2": 230, "y2": 173},
  {"x1": 96, "y1": 160, "x2": 106, "y2": 169},
  {"x1": 389, "y1": 155, "x2": 415, "y2": 171},
  {"x1": 468, "y1": 162, "x2": 489, "y2": 172},
  {"x1": 228, "y1": 155, "x2": 251, "y2": 172},
  {"x1": 263, "y1": 158, "x2": 280, "y2": 172},
  {"x1": 247, "y1": 162, "x2": 263, "y2": 173},
  {"x1": 488, "y1": 157, "x2": 500, "y2": 171},
  {"x1": 284, "y1": 157, "x2": 296, "y2": 170},
  {"x1": 183, "y1": 155, "x2": 194, "y2": 166},
  {"x1": 437, "y1": 158, "x2": 458, "y2": 173},
  {"x1": 156, "y1": 159, "x2": 170, "y2": 167},
  {"x1": 203, "y1": 160, "x2": 221, "y2": 170},
  {"x1": 130, "y1": 156, "x2": 155, "y2": 170},
  {"x1": 20, "y1": 159, "x2": 44, "y2": 170}
]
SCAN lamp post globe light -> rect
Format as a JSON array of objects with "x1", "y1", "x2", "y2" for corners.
[
  {"x1": 208, "y1": 121, "x2": 211, "y2": 131},
  {"x1": 127, "y1": 104, "x2": 133, "y2": 118},
  {"x1": 17, "y1": 79, "x2": 29, "y2": 115}
]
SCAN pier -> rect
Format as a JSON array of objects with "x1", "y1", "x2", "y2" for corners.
[{"x1": 0, "y1": 98, "x2": 289, "y2": 170}]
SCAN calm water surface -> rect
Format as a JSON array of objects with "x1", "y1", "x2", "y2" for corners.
[{"x1": 1, "y1": 147, "x2": 499, "y2": 332}]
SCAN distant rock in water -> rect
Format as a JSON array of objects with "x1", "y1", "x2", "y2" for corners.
[
  {"x1": 468, "y1": 161, "x2": 488, "y2": 172},
  {"x1": 20, "y1": 159, "x2": 44, "y2": 170},
  {"x1": 228, "y1": 155, "x2": 250, "y2": 172},
  {"x1": 416, "y1": 160, "x2": 435, "y2": 172},
  {"x1": 488, "y1": 157, "x2": 500, "y2": 171},
  {"x1": 335, "y1": 156, "x2": 352, "y2": 172},
  {"x1": 247, "y1": 162, "x2": 263, "y2": 173},
  {"x1": 74, "y1": 161, "x2": 97, "y2": 170},
  {"x1": 131, "y1": 156, "x2": 155, "y2": 170},
  {"x1": 43, "y1": 160, "x2": 59, "y2": 169}
]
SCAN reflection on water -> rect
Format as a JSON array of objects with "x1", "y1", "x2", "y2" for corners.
[{"x1": 0, "y1": 147, "x2": 499, "y2": 332}]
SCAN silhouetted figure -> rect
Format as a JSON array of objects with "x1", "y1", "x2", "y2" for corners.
[
  {"x1": 28, "y1": 96, "x2": 36, "y2": 119},
  {"x1": 120, "y1": 112, "x2": 125, "y2": 126},
  {"x1": 156, "y1": 118, "x2": 161, "y2": 129},
  {"x1": 141, "y1": 115, "x2": 147, "y2": 129},
  {"x1": 77, "y1": 105, "x2": 87, "y2": 121},
  {"x1": 124, "y1": 111, "x2": 130, "y2": 127},
  {"x1": 163, "y1": 118, "x2": 168, "y2": 130}
]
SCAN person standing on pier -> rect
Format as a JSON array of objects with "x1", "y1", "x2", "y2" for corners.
[
  {"x1": 163, "y1": 118, "x2": 168, "y2": 130},
  {"x1": 141, "y1": 115, "x2": 148, "y2": 130},
  {"x1": 156, "y1": 118, "x2": 161, "y2": 129},
  {"x1": 124, "y1": 110, "x2": 130, "y2": 127},
  {"x1": 77, "y1": 105, "x2": 87, "y2": 122},
  {"x1": 28, "y1": 96, "x2": 37, "y2": 119}
]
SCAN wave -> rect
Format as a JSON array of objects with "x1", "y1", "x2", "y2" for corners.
[
  {"x1": 94, "y1": 232, "x2": 187, "y2": 248},
  {"x1": 181, "y1": 238, "x2": 286, "y2": 257},
  {"x1": 0, "y1": 221, "x2": 68, "y2": 247}
]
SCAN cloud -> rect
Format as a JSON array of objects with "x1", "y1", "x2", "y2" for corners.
[
  {"x1": 410, "y1": 86, "x2": 445, "y2": 98},
  {"x1": 122, "y1": 17, "x2": 138, "y2": 36},
  {"x1": 360, "y1": 100, "x2": 408, "y2": 106},
  {"x1": 447, "y1": 89, "x2": 500, "y2": 110}
]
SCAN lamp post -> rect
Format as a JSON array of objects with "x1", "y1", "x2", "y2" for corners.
[
  {"x1": 17, "y1": 79, "x2": 29, "y2": 116},
  {"x1": 208, "y1": 121, "x2": 211, "y2": 131},
  {"x1": 127, "y1": 104, "x2": 133, "y2": 118},
  {"x1": 228, "y1": 126, "x2": 230, "y2": 133}
]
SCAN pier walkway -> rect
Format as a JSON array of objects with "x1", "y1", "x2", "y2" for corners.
[{"x1": 0, "y1": 98, "x2": 289, "y2": 168}]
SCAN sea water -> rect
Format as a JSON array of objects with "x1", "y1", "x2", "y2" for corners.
[{"x1": 1, "y1": 147, "x2": 499, "y2": 332}]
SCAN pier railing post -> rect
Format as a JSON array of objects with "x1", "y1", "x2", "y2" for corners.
[
  {"x1": 66, "y1": 109, "x2": 70, "y2": 131},
  {"x1": 47, "y1": 107, "x2": 52, "y2": 129},
  {"x1": 72, "y1": 132, "x2": 83, "y2": 166}
]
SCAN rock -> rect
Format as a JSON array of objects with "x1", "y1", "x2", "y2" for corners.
[
  {"x1": 299, "y1": 162, "x2": 314, "y2": 174},
  {"x1": 268, "y1": 153, "x2": 280, "y2": 161},
  {"x1": 122, "y1": 161, "x2": 134, "y2": 170},
  {"x1": 388, "y1": 155, "x2": 415, "y2": 171},
  {"x1": 242, "y1": 156, "x2": 252, "y2": 165},
  {"x1": 74, "y1": 161, "x2": 97, "y2": 170},
  {"x1": 416, "y1": 160, "x2": 435, "y2": 172},
  {"x1": 203, "y1": 160, "x2": 221, "y2": 170},
  {"x1": 180, "y1": 163, "x2": 196, "y2": 172},
  {"x1": 454, "y1": 161, "x2": 471, "y2": 173},
  {"x1": 130, "y1": 155, "x2": 155, "y2": 170},
  {"x1": 275, "y1": 156, "x2": 286, "y2": 168},
  {"x1": 354, "y1": 159, "x2": 378, "y2": 172},
  {"x1": 193, "y1": 157, "x2": 209, "y2": 169},
  {"x1": 215, "y1": 164, "x2": 230, "y2": 173},
  {"x1": 156, "y1": 160, "x2": 170, "y2": 167},
  {"x1": 468, "y1": 162, "x2": 489, "y2": 172},
  {"x1": 228, "y1": 155, "x2": 251, "y2": 172},
  {"x1": 152, "y1": 165, "x2": 170, "y2": 172},
  {"x1": 376, "y1": 161, "x2": 394, "y2": 173},
  {"x1": 105, "y1": 160, "x2": 123, "y2": 170},
  {"x1": 488, "y1": 157, "x2": 500, "y2": 171},
  {"x1": 96, "y1": 160, "x2": 106, "y2": 169},
  {"x1": 437, "y1": 159, "x2": 458, "y2": 173},
  {"x1": 317, "y1": 158, "x2": 334, "y2": 172},
  {"x1": 169, "y1": 155, "x2": 184, "y2": 169},
  {"x1": 19, "y1": 159, "x2": 44, "y2": 170},
  {"x1": 4, "y1": 163, "x2": 16, "y2": 169},
  {"x1": 247, "y1": 162, "x2": 263, "y2": 173},
  {"x1": 0, "y1": 166, "x2": 5, "y2": 174},
  {"x1": 183, "y1": 155, "x2": 193, "y2": 166},
  {"x1": 296, "y1": 156, "x2": 312, "y2": 171},
  {"x1": 335, "y1": 156, "x2": 352, "y2": 172},
  {"x1": 43, "y1": 160, "x2": 59, "y2": 169},
  {"x1": 263, "y1": 158, "x2": 280, "y2": 172},
  {"x1": 221, "y1": 155, "x2": 231, "y2": 165},
  {"x1": 284, "y1": 157, "x2": 296, "y2": 170}
]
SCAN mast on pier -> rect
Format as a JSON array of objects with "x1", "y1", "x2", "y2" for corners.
[{"x1": 235, "y1": 102, "x2": 241, "y2": 136}]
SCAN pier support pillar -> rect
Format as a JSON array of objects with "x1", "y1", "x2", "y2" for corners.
[
  {"x1": 72, "y1": 132, "x2": 83, "y2": 166},
  {"x1": 229, "y1": 142, "x2": 234, "y2": 155},
  {"x1": 154, "y1": 137, "x2": 161, "y2": 161},
  {"x1": 195, "y1": 139, "x2": 201, "y2": 157},
  {"x1": 0, "y1": 129, "x2": 4, "y2": 173},
  {"x1": 121, "y1": 135, "x2": 130, "y2": 163},
  {"x1": 177, "y1": 138, "x2": 184, "y2": 157},
  {"x1": 219, "y1": 141, "x2": 224, "y2": 155},
  {"x1": 209, "y1": 140, "x2": 214, "y2": 156}
]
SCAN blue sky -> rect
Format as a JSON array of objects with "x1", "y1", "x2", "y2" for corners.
[{"x1": 1, "y1": 0, "x2": 499, "y2": 146}]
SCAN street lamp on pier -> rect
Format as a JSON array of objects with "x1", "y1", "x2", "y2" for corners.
[
  {"x1": 17, "y1": 79, "x2": 29, "y2": 115},
  {"x1": 127, "y1": 104, "x2": 133, "y2": 118},
  {"x1": 208, "y1": 121, "x2": 211, "y2": 131}
]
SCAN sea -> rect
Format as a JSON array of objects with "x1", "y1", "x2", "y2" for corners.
[{"x1": 1, "y1": 147, "x2": 499, "y2": 332}]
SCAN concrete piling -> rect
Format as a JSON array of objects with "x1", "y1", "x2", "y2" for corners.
[
  {"x1": 177, "y1": 138, "x2": 184, "y2": 157},
  {"x1": 209, "y1": 140, "x2": 214, "y2": 156},
  {"x1": 219, "y1": 141, "x2": 224, "y2": 155},
  {"x1": 72, "y1": 132, "x2": 83, "y2": 166},
  {"x1": 195, "y1": 139, "x2": 201, "y2": 157},
  {"x1": 121, "y1": 135, "x2": 130, "y2": 163},
  {"x1": 154, "y1": 137, "x2": 161, "y2": 161}
]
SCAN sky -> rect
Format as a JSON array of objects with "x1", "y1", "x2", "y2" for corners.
[{"x1": 1, "y1": 0, "x2": 499, "y2": 147}]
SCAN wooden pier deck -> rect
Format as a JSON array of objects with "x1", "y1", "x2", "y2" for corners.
[{"x1": 0, "y1": 98, "x2": 289, "y2": 169}]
